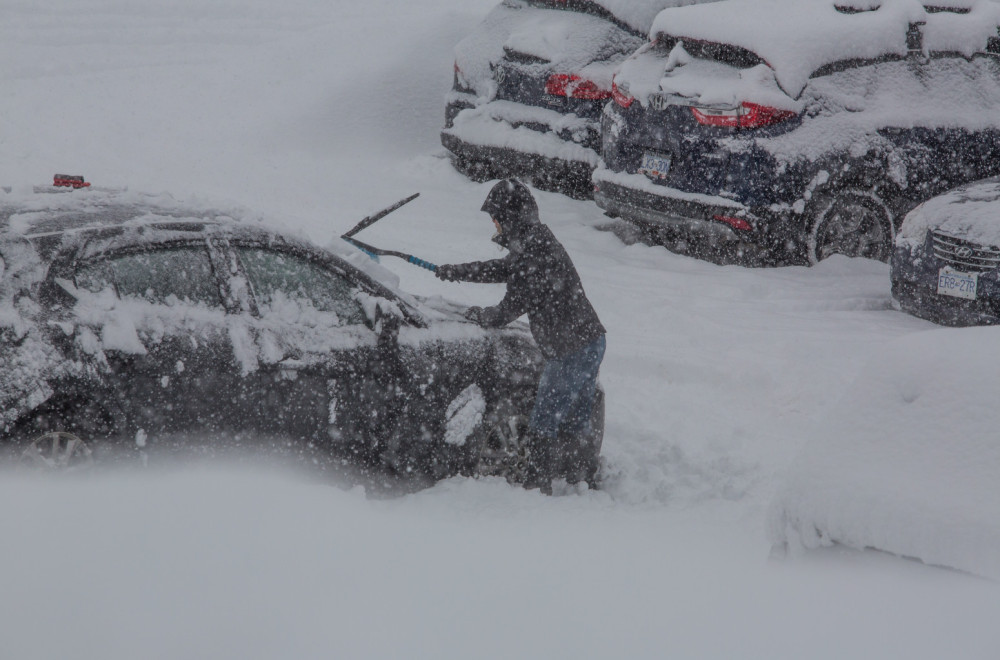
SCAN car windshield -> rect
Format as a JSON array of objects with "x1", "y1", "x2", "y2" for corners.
[
  {"x1": 74, "y1": 246, "x2": 223, "y2": 307},
  {"x1": 236, "y1": 247, "x2": 366, "y2": 326}
]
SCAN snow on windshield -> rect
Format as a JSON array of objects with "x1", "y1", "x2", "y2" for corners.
[{"x1": 649, "y1": 0, "x2": 1000, "y2": 97}]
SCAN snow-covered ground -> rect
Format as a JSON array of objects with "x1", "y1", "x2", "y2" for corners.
[{"x1": 2, "y1": 1, "x2": 999, "y2": 658}]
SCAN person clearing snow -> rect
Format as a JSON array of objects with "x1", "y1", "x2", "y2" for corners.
[{"x1": 436, "y1": 179, "x2": 606, "y2": 494}]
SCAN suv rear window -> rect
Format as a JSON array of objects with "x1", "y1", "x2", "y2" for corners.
[
  {"x1": 75, "y1": 246, "x2": 223, "y2": 307},
  {"x1": 656, "y1": 36, "x2": 765, "y2": 70}
]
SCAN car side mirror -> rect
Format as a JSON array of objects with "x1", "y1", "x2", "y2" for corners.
[
  {"x1": 366, "y1": 299, "x2": 400, "y2": 346},
  {"x1": 377, "y1": 308, "x2": 400, "y2": 346}
]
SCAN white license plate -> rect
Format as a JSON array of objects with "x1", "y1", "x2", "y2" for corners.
[
  {"x1": 937, "y1": 268, "x2": 978, "y2": 300},
  {"x1": 639, "y1": 152, "x2": 672, "y2": 180}
]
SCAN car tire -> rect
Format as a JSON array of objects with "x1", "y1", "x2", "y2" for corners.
[
  {"x1": 465, "y1": 396, "x2": 533, "y2": 484},
  {"x1": 467, "y1": 385, "x2": 605, "y2": 489},
  {"x1": 20, "y1": 431, "x2": 94, "y2": 472},
  {"x1": 807, "y1": 189, "x2": 894, "y2": 264}
]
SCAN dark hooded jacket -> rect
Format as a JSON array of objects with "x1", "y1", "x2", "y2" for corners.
[{"x1": 447, "y1": 180, "x2": 605, "y2": 359}]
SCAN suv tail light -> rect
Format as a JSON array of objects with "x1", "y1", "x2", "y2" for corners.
[
  {"x1": 611, "y1": 78, "x2": 634, "y2": 108},
  {"x1": 691, "y1": 102, "x2": 795, "y2": 128},
  {"x1": 545, "y1": 74, "x2": 611, "y2": 100},
  {"x1": 712, "y1": 214, "x2": 752, "y2": 231}
]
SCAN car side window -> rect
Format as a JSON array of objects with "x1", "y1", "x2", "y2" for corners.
[
  {"x1": 74, "y1": 246, "x2": 223, "y2": 308},
  {"x1": 236, "y1": 247, "x2": 366, "y2": 326}
]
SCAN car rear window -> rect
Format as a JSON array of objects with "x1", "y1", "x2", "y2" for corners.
[
  {"x1": 75, "y1": 246, "x2": 223, "y2": 307},
  {"x1": 656, "y1": 36, "x2": 764, "y2": 70},
  {"x1": 236, "y1": 248, "x2": 366, "y2": 326}
]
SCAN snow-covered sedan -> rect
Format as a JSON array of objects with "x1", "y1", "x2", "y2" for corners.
[
  {"x1": 0, "y1": 186, "x2": 603, "y2": 486},
  {"x1": 442, "y1": 0, "x2": 707, "y2": 199},
  {"x1": 595, "y1": 0, "x2": 1000, "y2": 265},
  {"x1": 891, "y1": 177, "x2": 1000, "y2": 326}
]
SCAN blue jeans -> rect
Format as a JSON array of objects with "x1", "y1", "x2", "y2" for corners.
[{"x1": 529, "y1": 335, "x2": 606, "y2": 440}]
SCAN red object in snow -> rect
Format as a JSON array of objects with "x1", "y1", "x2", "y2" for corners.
[{"x1": 53, "y1": 174, "x2": 91, "y2": 188}]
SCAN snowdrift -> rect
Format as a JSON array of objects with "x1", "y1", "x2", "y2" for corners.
[{"x1": 769, "y1": 326, "x2": 1000, "y2": 580}]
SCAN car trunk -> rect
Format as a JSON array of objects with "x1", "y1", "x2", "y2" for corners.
[{"x1": 606, "y1": 38, "x2": 801, "y2": 203}]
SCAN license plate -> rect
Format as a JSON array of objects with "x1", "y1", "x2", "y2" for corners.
[
  {"x1": 937, "y1": 268, "x2": 978, "y2": 300},
  {"x1": 639, "y1": 152, "x2": 672, "y2": 180}
]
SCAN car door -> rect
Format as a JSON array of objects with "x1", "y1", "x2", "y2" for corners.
[
  {"x1": 69, "y1": 242, "x2": 241, "y2": 443},
  {"x1": 228, "y1": 244, "x2": 405, "y2": 460}
]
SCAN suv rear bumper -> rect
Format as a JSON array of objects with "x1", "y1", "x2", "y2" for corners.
[{"x1": 593, "y1": 166, "x2": 784, "y2": 264}]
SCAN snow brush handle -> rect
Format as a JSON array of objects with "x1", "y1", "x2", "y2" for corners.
[{"x1": 408, "y1": 256, "x2": 437, "y2": 272}]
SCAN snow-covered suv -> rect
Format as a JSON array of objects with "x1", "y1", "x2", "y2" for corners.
[
  {"x1": 442, "y1": 0, "x2": 709, "y2": 198},
  {"x1": 0, "y1": 186, "x2": 603, "y2": 486},
  {"x1": 595, "y1": 0, "x2": 1000, "y2": 265}
]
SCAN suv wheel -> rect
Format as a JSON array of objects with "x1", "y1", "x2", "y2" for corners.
[{"x1": 808, "y1": 190, "x2": 894, "y2": 264}]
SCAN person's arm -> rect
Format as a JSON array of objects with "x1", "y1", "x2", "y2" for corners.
[
  {"x1": 436, "y1": 255, "x2": 513, "y2": 283},
  {"x1": 466, "y1": 285, "x2": 530, "y2": 328}
]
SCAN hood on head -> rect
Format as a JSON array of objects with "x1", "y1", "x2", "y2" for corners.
[{"x1": 481, "y1": 179, "x2": 539, "y2": 244}]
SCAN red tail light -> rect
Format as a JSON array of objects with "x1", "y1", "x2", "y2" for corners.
[
  {"x1": 53, "y1": 174, "x2": 90, "y2": 188},
  {"x1": 692, "y1": 102, "x2": 796, "y2": 128},
  {"x1": 712, "y1": 214, "x2": 752, "y2": 231},
  {"x1": 545, "y1": 74, "x2": 611, "y2": 100},
  {"x1": 611, "y1": 79, "x2": 634, "y2": 108}
]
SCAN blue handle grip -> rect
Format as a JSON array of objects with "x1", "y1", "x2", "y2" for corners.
[{"x1": 408, "y1": 256, "x2": 438, "y2": 272}]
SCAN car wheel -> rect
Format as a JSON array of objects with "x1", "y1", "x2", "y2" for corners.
[
  {"x1": 808, "y1": 190, "x2": 894, "y2": 264},
  {"x1": 20, "y1": 431, "x2": 94, "y2": 472},
  {"x1": 469, "y1": 399, "x2": 533, "y2": 484}
]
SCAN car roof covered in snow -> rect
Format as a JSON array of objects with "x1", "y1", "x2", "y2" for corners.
[
  {"x1": 0, "y1": 187, "x2": 405, "y2": 294},
  {"x1": 650, "y1": 0, "x2": 1000, "y2": 96}
]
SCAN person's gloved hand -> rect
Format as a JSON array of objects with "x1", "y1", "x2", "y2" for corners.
[
  {"x1": 435, "y1": 264, "x2": 459, "y2": 281},
  {"x1": 463, "y1": 306, "x2": 485, "y2": 325}
]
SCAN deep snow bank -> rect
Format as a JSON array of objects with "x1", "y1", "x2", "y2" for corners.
[{"x1": 769, "y1": 326, "x2": 1000, "y2": 580}]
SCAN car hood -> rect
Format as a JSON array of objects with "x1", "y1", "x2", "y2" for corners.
[
  {"x1": 410, "y1": 293, "x2": 531, "y2": 332},
  {"x1": 896, "y1": 177, "x2": 1000, "y2": 250}
]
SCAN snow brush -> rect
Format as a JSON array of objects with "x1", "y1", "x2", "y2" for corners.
[
  {"x1": 343, "y1": 192, "x2": 420, "y2": 239},
  {"x1": 341, "y1": 192, "x2": 437, "y2": 272},
  {"x1": 342, "y1": 235, "x2": 438, "y2": 272}
]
